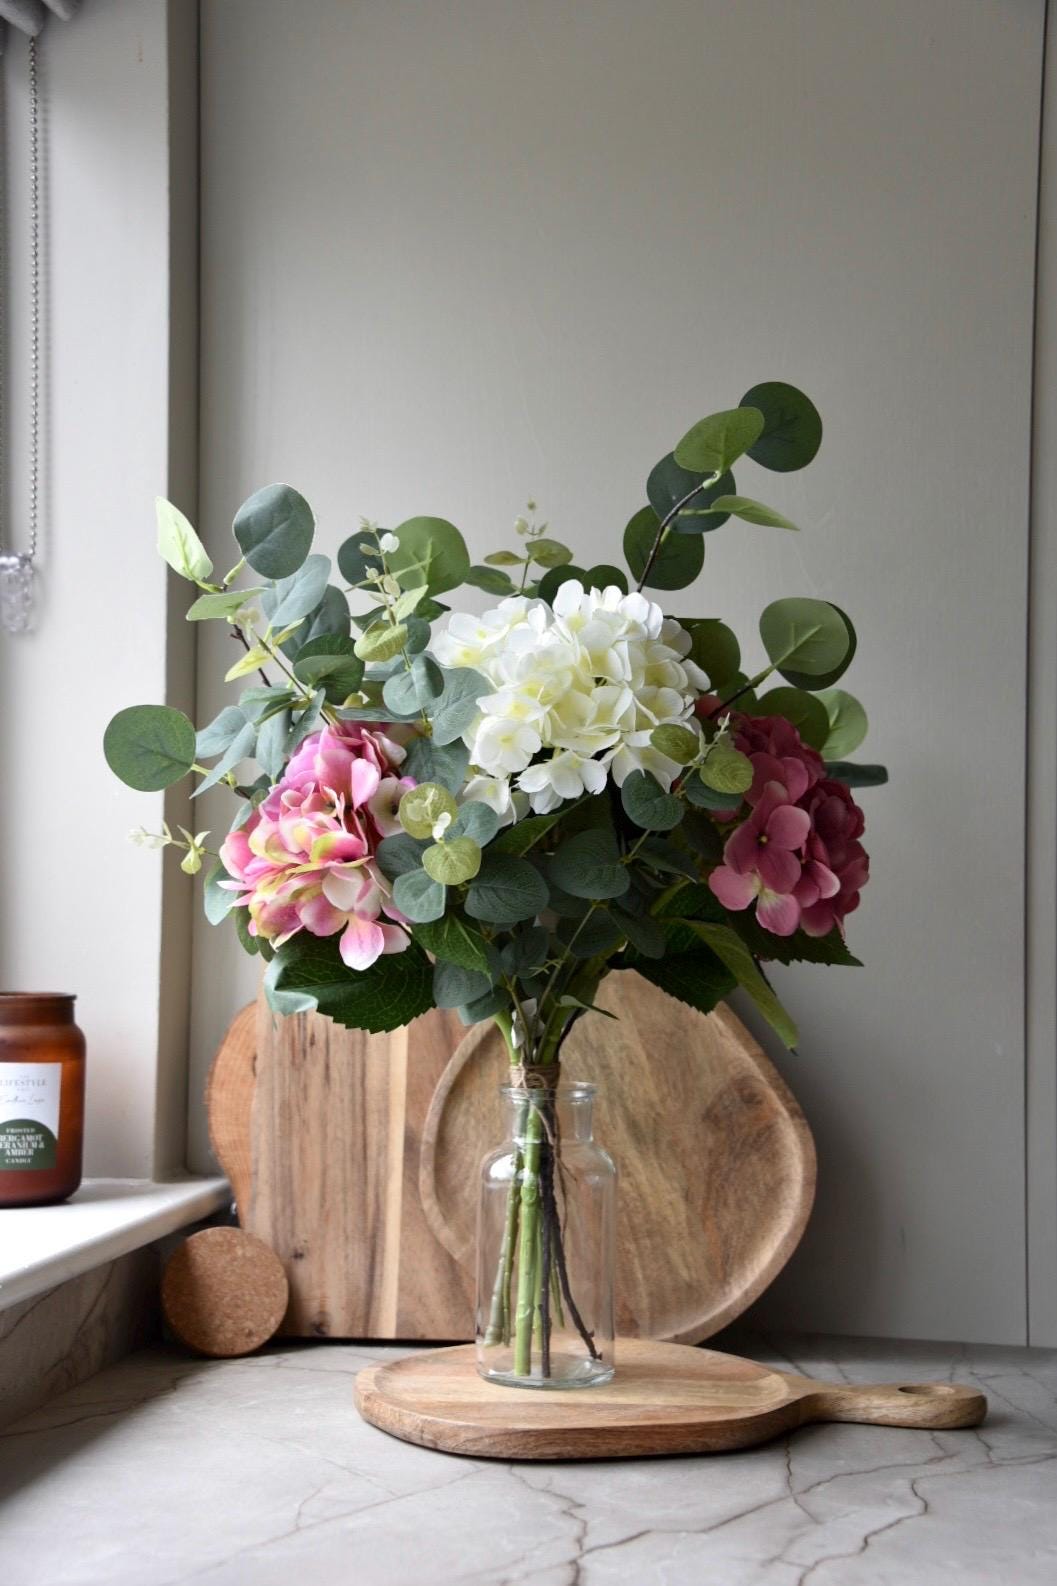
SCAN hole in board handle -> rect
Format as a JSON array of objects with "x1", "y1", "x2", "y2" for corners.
[{"x1": 896, "y1": 1384, "x2": 959, "y2": 1397}]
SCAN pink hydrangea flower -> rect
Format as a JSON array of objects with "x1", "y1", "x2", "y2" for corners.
[
  {"x1": 796, "y1": 778, "x2": 869, "y2": 937},
  {"x1": 708, "y1": 783, "x2": 812, "y2": 936},
  {"x1": 220, "y1": 721, "x2": 415, "y2": 971}
]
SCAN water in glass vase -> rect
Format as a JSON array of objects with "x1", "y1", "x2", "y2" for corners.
[{"x1": 476, "y1": 1080, "x2": 616, "y2": 1388}]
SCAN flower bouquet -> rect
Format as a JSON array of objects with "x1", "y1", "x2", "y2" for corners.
[{"x1": 105, "y1": 382, "x2": 884, "y2": 1387}]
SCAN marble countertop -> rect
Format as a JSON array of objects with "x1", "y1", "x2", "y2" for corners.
[{"x1": 2, "y1": 1332, "x2": 1055, "y2": 1585}]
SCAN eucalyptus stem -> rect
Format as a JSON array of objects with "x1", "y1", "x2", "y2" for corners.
[
  {"x1": 512, "y1": 1102, "x2": 544, "y2": 1376},
  {"x1": 635, "y1": 474, "x2": 719, "y2": 592}
]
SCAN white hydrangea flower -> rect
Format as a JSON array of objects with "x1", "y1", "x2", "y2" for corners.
[
  {"x1": 439, "y1": 580, "x2": 707, "y2": 813},
  {"x1": 460, "y1": 772, "x2": 526, "y2": 828}
]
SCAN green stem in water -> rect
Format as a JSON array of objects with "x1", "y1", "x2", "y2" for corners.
[{"x1": 512, "y1": 1103, "x2": 544, "y2": 1376}]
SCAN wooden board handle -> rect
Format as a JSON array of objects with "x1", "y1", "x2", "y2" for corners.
[{"x1": 801, "y1": 1379, "x2": 986, "y2": 1431}]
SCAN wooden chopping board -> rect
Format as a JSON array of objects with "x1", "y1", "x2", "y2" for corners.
[
  {"x1": 207, "y1": 972, "x2": 815, "y2": 1342},
  {"x1": 355, "y1": 1339, "x2": 986, "y2": 1461}
]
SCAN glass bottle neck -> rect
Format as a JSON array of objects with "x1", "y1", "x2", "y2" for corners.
[{"x1": 501, "y1": 1083, "x2": 596, "y2": 1144}]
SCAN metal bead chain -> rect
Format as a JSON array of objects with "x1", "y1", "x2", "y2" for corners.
[
  {"x1": 26, "y1": 32, "x2": 40, "y2": 563},
  {"x1": 0, "y1": 35, "x2": 41, "y2": 563}
]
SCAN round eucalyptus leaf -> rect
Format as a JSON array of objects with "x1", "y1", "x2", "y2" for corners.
[
  {"x1": 583, "y1": 563, "x2": 628, "y2": 594},
  {"x1": 701, "y1": 743, "x2": 754, "y2": 795},
  {"x1": 759, "y1": 598, "x2": 852, "y2": 684},
  {"x1": 432, "y1": 959, "x2": 493, "y2": 1011},
  {"x1": 623, "y1": 506, "x2": 704, "y2": 591},
  {"x1": 466, "y1": 564, "x2": 518, "y2": 597},
  {"x1": 483, "y1": 550, "x2": 524, "y2": 568},
  {"x1": 430, "y1": 668, "x2": 490, "y2": 746},
  {"x1": 740, "y1": 381, "x2": 822, "y2": 473},
  {"x1": 387, "y1": 517, "x2": 470, "y2": 596},
  {"x1": 354, "y1": 621, "x2": 409, "y2": 663},
  {"x1": 649, "y1": 723, "x2": 700, "y2": 764},
  {"x1": 754, "y1": 686, "x2": 830, "y2": 751},
  {"x1": 781, "y1": 605, "x2": 858, "y2": 690},
  {"x1": 392, "y1": 868, "x2": 447, "y2": 924},
  {"x1": 684, "y1": 773, "x2": 743, "y2": 812},
  {"x1": 824, "y1": 761, "x2": 888, "y2": 788},
  {"x1": 537, "y1": 564, "x2": 587, "y2": 605},
  {"x1": 261, "y1": 554, "x2": 331, "y2": 630},
  {"x1": 401, "y1": 733, "x2": 470, "y2": 793},
  {"x1": 382, "y1": 654, "x2": 444, "y2": 716},
  {"x1": 673, "y1": 408, "x2": 764, "y2": 475},
  {"x1": 451, "y1": 800, "x2": 501, "y2": 846},
  {"x1": 681, "y1": 617, "x2": 741, "y2": 688},
  {"x1": 233, "y1": 484, "x2": 315, "y2": 578},
  {"x1": 423, "y1": 836, "x2": 482, "y2": 885},
  {"x1": 292, "y1": 634, "x2": 364, "y2": 701},
  {"x1": 336, "y1": 534, "x2": 382, "y2": 589},
  {"x1": 399, "y1": 782, "x2": 458, "y2": 839},
  {"x1": 550, "y1": 830, "x2": 630, "y2": 900},
  {"x1": 104, "y1": 705, "x2": 196, "y2": 792},
  {"x1": 528, "y1": 538, "x2": 573, "y2": 569},
  {"x1": 647, "y1": 452, "x2": 735, "y2": 533},
  {"x1": 620, "y1": 770, "x2": 683, "y2": 831},
  {"x1": 376, "y1": 832, "x2": 429, "y2": 880},
  {"x1": 818, "y1": 688, "x2": 868, "y2": 759}
]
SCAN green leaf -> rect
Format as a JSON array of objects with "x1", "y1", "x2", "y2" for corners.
[
  {"x1": 731, "y1": 912, "x2": 862, "y2": 966},
  {"x1": 450, "y1": 800, "x2": 501, "y2": 846},
  {"x1": 336, "y1": 532, "x2": 383, "y2": 589},
  {"x1": 649, "y1": 724, "x2": 700, "y2": 765},
  {"x1": 376, "y1": 832, "x2": 429, "y2": 880},
  {"x1": 411, "y1": 915, "x2": 491, "y2": 974},
  {"x1": 401, "y1": 733, "x2": 470, "y2": 792},
  {"x1": 550, "y1": 830, "x2": 629, "y2": 900},
  {"x1": 399, "y1": 782, "x2": 458, "y2": 839},
  {"x1": 354, "y1": 622, "x2": 409, "y2": 663},
  {"x1": 500, "y1": 925, "x2": 551, "y2": 978},
  {"x1": 193, "y1": 720, "x2": 257, "y2": 797},
  {"x1": 824, "y1": 760, "x2": 888, "y2": 788},
  {"x1": 387, "y1": 517, "x2": 471, "y2": 596},
  {"x1": 423, "y1": 836, "x2": 481, "y2": 885},
  {"x1": 528, "y1": 538, "x2": 573, "y2": 569},
  {"x1": 457, "y1": 984, "x2": 508, "y2": 1025},
  {"x1": 224, "y1": 644, "x2": 272, "y2": 683},
  {"x1": 186, "y1": 587, "x2": 264, "y2": 622},
  {"x1": 283, "y1": 690, "x2": 325, "y2": 759},
  {"x1": 623, "y1": 505, "x2": 704, "y2": 591},
  {"x1": 261, "y1": 554, "x2": 331, "y2": 629},
  {"x1": 156, "y1": 497, "x2": 213, "y2": 582},
  {"x1": 466, "y1": 564, "x2": 518, "y2": 596},
  {"x1": 701, "y1": 744, "x2": 754, "y2": 794},
  {"x1": 635, "y1": 836, "x2": 702, "y2": 881},
  {"x1": 681, "y1": 618, "x2": 741, "y2": 688},
  {"x1": 759, "y1": 597, "x2": 854, "y2": 684},
  {"x1": 492, "y1": 812, "x2": 561, "y2": 855},
  {"x1": 583, "y1": 564, "x2": 628, "y2": 593},
  {"x1": 684, "y1": 922, "x2": 798, "y2": 1049},
  {"x1": 103, "y1": 705, "x2": 196, "y2": 791},
  {"x1": 684, "y1": 773, "x2": 743, "y2": 812},
  {"x1": 780, "y1": 605, "x2": 857, "y2": 691},
  {"x1": 287, "y1": 586, "x2": 351, "y2": 657},
  {"x1": 196, "y1": 705, "x2": 250, "y2": 759},
  {"x1": 740, "y1": 381, "x2": 822, "y2": 473},
  {"x1": 818, "y1": 688, "x2": 868, "y2": 760},
  {"x1": 647, "y1": 453, "x2": 735, "y2": 533},
  {"x1": 537, "y1": 564, "x2": 587, "y2": 604},
  {"x1": 483, "y1": 550, "x2": 525, "y2": 567},
  {"x1": 610, "y1": 907, "x2": 666, "y2": 959},
  {"x1": 631, "y1": 952, "x2": 735, "y2": 1019},
  {"x1": 256, "y1": 709, "x2": 290, "y2": 779},
  {"x1": 233, "y1": 484, "x2": 314, "y2": 578},
  {"x1": 392, "y1": 868, "x2": 448, "y2": 923},
  {"x1": 698, "y1": 495, "x2": 798, "y2": 531},
  {"x1": 234, "y1": 906, "x2": 260, "y2": 957},
  {"x1": 203, "y1": 862, "x2": 237, "y2": 925},
  {"x1": 433, "y1": 959, "x2": 493, "y2": 1010},
  {"x1": 430, "y1": 668, "x2": 490, "y2": 746},
  {"x1": 269, "y1": 932, "x2": 433, "y2": 1032},
  {"x1": 466, "y1": 855, "x2": 549, "y2": 924},
  {"x1": 556, "y1": 910, "x2": 624, "y2": 957},
  {"x1": 620, "y1": 770, "x2": 683, "y2": 831},
  {"x1": 673, "y1": 407, "x2": 764, "y2": 474},
  {"x1": 754, "y1": 687, "x2": 830, "y2": 752},
  {"x1": 292, "y1": 635, "x2": 364, "y2": 701},
  {"x1": 382, "y1": 655, "x2": 444, "y2": 716}
]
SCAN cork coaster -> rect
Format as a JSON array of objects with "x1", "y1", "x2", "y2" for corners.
[{"x1": 162, "y1": 1227, "x2": 289, "y2": 1358}]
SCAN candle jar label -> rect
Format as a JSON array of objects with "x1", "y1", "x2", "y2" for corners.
[{"x1": 0, "y1": 1062, "x2": 61, "y2": 1170}]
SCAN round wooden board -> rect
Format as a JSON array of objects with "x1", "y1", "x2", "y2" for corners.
[
  {"x1": 420, "y1": 973, "x2": 816, "y2": 1343},
  {"x1": 355, "y1": 1340, "x2": 987, "y2": 1461},
  {"x1": 161, "y1": 1226, "x2": 289, "y2": 1358}
]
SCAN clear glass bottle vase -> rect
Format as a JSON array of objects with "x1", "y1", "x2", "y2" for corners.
[{"x1": 476, "y1": 1081, "x2": 616, "y2": 1388}]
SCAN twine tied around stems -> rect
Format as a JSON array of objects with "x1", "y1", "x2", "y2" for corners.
[{"x1": 509, "y1": 1062, "x2": 560, "y2": 1093}]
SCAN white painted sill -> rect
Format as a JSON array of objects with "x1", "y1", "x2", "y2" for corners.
[{"x1": 0, "y1": 1177, "x2": 230, "y2": 1311}]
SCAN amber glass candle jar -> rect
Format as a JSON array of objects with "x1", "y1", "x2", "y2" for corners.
[{"x1": 0, "y1": 993, "x2": 85, "y2": 1207}]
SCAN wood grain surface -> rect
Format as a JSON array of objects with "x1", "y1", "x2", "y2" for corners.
[
  {"x1": 354, "y1": 1339, "x2": 987, "y2": 1460},
  {"x1": 206, "y1": 973, "x2": 815, "y2": 1342}
]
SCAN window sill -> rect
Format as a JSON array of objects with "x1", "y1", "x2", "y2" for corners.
[{"x1": 0, "y1": 1177, "x2": 230, "y2": 1312}]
